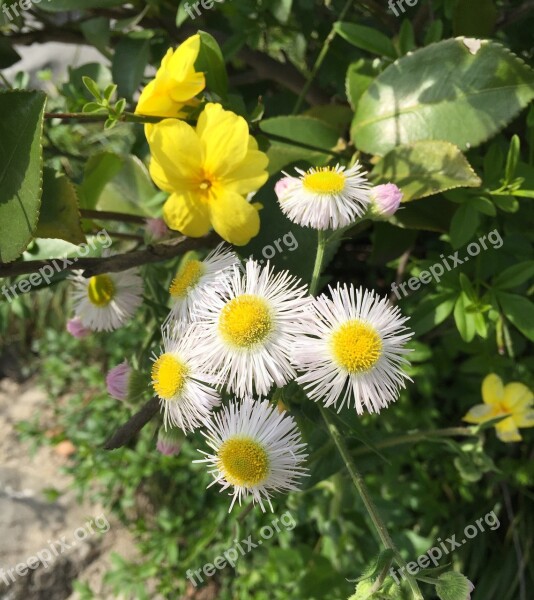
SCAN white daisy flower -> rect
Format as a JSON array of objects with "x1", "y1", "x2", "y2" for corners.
[
  {"x1": 151, "y1": 324, "x2": 220, "y2": 433},
  {"x1": 292, "y1": 284, "x2": 413, "y2": 414},
  {"x1": 166, "y1": 242, "x2": 239, "y2": 325},
  {"x1": 70, "y1": 269, "x2": 143, "y2": 332},
  {"x1": 275, "y1": 162, "x2": 371, "y2": 230},
  {"x1": 193, "y1": 260, "x2": 312, "y2": 398},
  {"x1": 195, "y1": 398, "x2": 308, "y2": 512}
]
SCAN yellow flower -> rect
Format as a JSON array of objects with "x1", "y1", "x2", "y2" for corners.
[
  {"x1": 463, "y1": 374, "x2": 534, "y2": 442},
  {"x1": 135, "y1": 35, "x2": 205, "y2": 118},
  {"x1": 147, "y1": 103, "x2": 269, "y2": 246}
]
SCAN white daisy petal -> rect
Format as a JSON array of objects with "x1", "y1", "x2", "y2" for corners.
[
  {"x1": 193, "y1": 260, "x2": 312, "y2": 398},
  {"x1": 195, "y1": 398, "x2": 308, "y2": 512},
  {"x1": 275, "y1": 162, "x2": 371, "y2": 230},
  {"x1": 151, "y1": 324, "x2": 220, "y2": 433},
  {"x1": 70, "y1": 269, "x2": 143, "y2": 332},
  {"x1": 165, "y1": 242, "x2": 239, "y2": 326},
  {"x1": 292, "y1": 284, "x2": 413, "y2": 415}
]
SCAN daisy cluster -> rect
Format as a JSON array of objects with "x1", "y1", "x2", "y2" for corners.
[{"x1": 67, "y1": 159, "x2": 411, "y2": 512}]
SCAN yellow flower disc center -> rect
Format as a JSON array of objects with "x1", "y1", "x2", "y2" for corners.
[
  {"x1": 199, "y1": 179, "x2": 212, "y2": 191},
  {"x1": 169, "y1": 260, "x2": 206, "y2": 299},
  {"x1": 217, "y1": 436, "x2": 270, "y2": 487},
  {"x1": 151, "y1": 353, "x2": 189, "y2": 400},
  {"x1": 331, "y1": 320, "x2": 383, "y2": 373},
  {"x1": 218, "y1": 294, "x2": 273, "y2": 348},
  {"x1": 87, "y1": 275, "x2": 115, "y2": 307},
  {"x1": 303, "y1": 168, "x2": 345, "y2": 194}
]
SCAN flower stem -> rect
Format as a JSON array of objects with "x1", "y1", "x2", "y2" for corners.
[
  {"x1": 319, "y1": 407, "x2": 424, "y2": 599},
  {"x1": 310, "y1": 230, "x2": 424, "y2": 600}
]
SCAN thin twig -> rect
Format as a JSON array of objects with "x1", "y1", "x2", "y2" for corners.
[
  {"x1": 0, "y1": 233, "x2": 219, "y2": 278},
  {"x1": 501, "y1": 482, "x2": 527, "y2": 600}
]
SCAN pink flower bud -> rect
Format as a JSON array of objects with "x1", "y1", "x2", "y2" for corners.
[
  {"x1": 66, "y1": 317, "x2": 91, "y2": 339},
  {"x1": 369, "y1": 183, "x2": 403, "y2": 217},
  {"x1": 145, "y1": 218, "x2": 169, "y2": 242},
  {"x1": 156, "y1": 427, "x2": 185, "y2": 456},
  {"x1": 106, "y1": 360, "x2": 131, "y2": 401}
]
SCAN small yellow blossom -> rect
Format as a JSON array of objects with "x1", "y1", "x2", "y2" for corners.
[
  {"x1": 146, "y1": 103, "x2": 269, "y2": 246},
  {"x1": 135, "y1": 35, "x2": 205, "y2": 118},
  {"x1": 463, "y1": 374, "x2": 534, "y2": 442}
]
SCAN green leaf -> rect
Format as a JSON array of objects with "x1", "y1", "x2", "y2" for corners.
[
  {"x1": 41, "y1": 0, "x2": 125, "y2": 10},
  {"x1": 454, "y1": 292, "x2": 476, "y2": 342},
  {"x1": 112, "y1": 34, "x2": 152, "y2": 101},
  {"x1": 80, "y1": 17, "x2": 111, "y2": 57},
  {"x1": 453, "y1": 0, "x2": 497, "y2": 37},
  {"x1": 0, "y1": 90, "x2": 46, "y2": 263},
  {"x1": 435, "y1": 571, "x2": 473, "y2": 600},
  {"x1": 493, "y1": 261, "x2": 534, "y2": 290},
  {"x1": 78, "y1": 152, "x2": 123, "y2": 210},
  {"x1": 34, "y1": 169, "x2": 86, "y2": 245},
  {"x1": 393, "y1": 196, "x2": 456, "y2": 232},
  {"x1": 504, "y1": 134, "x2": 520, "y2": 184},
  {"x1": 196, "y1": 31, "x2": 228, "y2": 99},
  {"x1": 79, "y1": 153, "x2": 158, "y2": 216},
  {"x1": 398, "y1": 19, "x2": 416, "y2": 55},
  {"x1": 0, "y1": 39, "x2": 21, "y2": 68},
  {"x1": 497, "y1": 292, "x2": 534, "y2": 341},
  {"x1": 469, "y1": 196, "x2": 496, "y2": 216},
  {"x1": 82, "y1": 76, "x2": 102, "y2": 100},
  {"x1": 259, "y1": 116, "x2": 339, "y2": 174},
  {"x1": 352, "y1": 39, "x2": 534, "y2": 156},
  {"x1": 333, "y1": 22, "x2": 396, "y2": 59},
  {"x1": 346, "y1": 60, "x2": 381, "y2": 110},
  {"x1": 449, "y1": 203, "x2": 480, "y2": 249},
  {"x1": 371, "y1": 141, "x2": 481, "y2": 202}
]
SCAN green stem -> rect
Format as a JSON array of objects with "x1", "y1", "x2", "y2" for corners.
[
  {"x1": 310, "y1": 230, "x2": 424, "y2": 600},
  {"x1": 320, "y1": 406, "x2": 424, "y2": 599},
  {"x1": 293, "y1": 0, "x2": 355, "y2": 114},
  {"x1": 309, "y1": 230, "x2": 327, "y2": 296}
]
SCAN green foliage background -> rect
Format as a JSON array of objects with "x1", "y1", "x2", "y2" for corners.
[{"x1": 1, "y1": 0, "x2": 533, "y2": 599}]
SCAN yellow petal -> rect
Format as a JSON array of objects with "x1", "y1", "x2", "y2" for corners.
[
  {"x1": 224, "y1": 147, "x2": 269, "y2": 196},
  {"x1": 462, "y1": 404, "x2": 494, "y2": 424},
  {"x1": 481, "y1": 373, "x2": 504, "y2": 405},
  {"x1": 504, "y1": 382, "x2": 534, "y2": 412},
  {"x1": 495, "y1": 416, "x2": 522, "y2": 442},
  {"x1": 209, "y1": 191, "x2": 260, "y2": 246},
  {"x1": 136, "y1": 80, "x2": 179, "y2": 118},
  {"x1": 197, "y1": 103, "x2": 250, "y2": 177},
  {"x1": 163, "y1": 192, "x2": 211, "y2": 238},
  {"x1": 147, "y1": 120, "x2": 202, "y2": 190},
  {"x1": 167, "y1": 34, "x2": 201, "y2": 80},
  {"x1": 513, "y1": 410, "x2": 534, "y2": 429}
]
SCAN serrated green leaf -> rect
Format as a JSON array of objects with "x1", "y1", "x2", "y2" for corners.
[
  {"x1": 0, "y1": 90, "x2": 46, "y2": 263},
  {"x1": 352, "y1": 39, "x2": 534, "y2": 156},
  {"x1": 34, "y1": 169, "x2": 85, "y2": 245},
  {"x1": 436, "y1": 571, "x2": 473, "y2": 600},
  {"x1": 371, "y1": 141, "x2": 481, "y2": 202}
]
